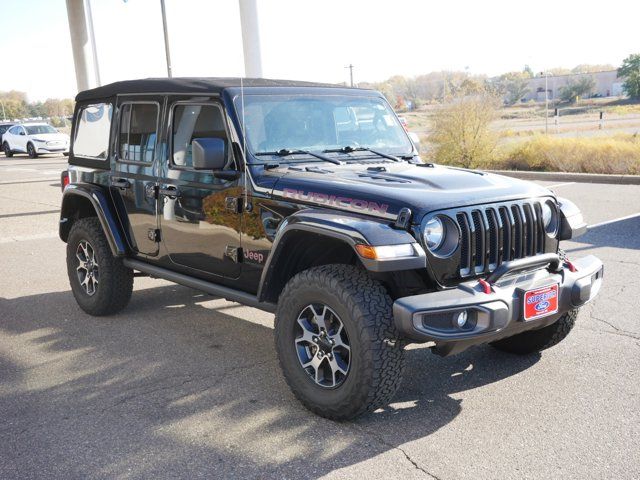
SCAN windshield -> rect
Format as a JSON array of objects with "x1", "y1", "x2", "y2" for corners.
[
  {"x1": 234, "y1": 94, "x2": 413, "y2": 161},
  {"x1": 25, "y1": 125, "x2": 57, "y2": 135}
]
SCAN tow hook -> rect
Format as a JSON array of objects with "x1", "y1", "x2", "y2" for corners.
[{"x1": 478, "y1": 278, "x2": 493, "y2": 294}]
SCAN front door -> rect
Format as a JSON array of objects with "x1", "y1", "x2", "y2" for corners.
[
  {"x1": 109, "y1": 98, "x2": 163, "y2": 256},
  {"x1": 158, "y1": 98, "x2": 242, "y2": 279}
]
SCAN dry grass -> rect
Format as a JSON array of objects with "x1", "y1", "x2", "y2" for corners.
[{"x1": 498, "y1": 134, "x2": 640, "y2": 174}]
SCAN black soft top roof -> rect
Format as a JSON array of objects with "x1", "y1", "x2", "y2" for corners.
[{"x1": 75, "y1": 77, "x2": 346, "y2": 102}]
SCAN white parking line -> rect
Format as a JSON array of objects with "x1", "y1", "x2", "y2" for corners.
[
  {"x1": 547, "y1": 182, "x2": 575, "y2": 188},
  {"x1": 0, "y1": 232, "x2": 59, "y2": 244},
  {"x1": 588, "y1": 212, "x2": 640, "y2": 229}
]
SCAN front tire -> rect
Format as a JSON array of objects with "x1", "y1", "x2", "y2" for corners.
[
  {"x1": 274, "y1": 264, "x2": 405, "y2": 420},
  {"x1": 3, "y1": 142, "x2": 13, "y2": 157},
  {"x1": 27, "y1": 142, "x2": 38, "y2": 158},
  {"x1": 491, "y1": 309, "x2": 579, "y2": 355},
  {"x1": 66, "y1": 217, "x2": 133, "y2": 316}
]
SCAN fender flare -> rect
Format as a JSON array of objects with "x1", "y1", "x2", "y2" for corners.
[
  {"x1": 59, "y1": 183, "x2": 129, "y2": 256},
  {"x1": 257, "y1": 209, "x2": 426, "y2": 301}
]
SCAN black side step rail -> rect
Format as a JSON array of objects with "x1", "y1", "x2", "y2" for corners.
[{"x1": 122, "y1": 258, "x2": 277, "y2": 313}]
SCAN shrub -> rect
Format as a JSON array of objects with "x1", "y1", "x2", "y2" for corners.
[
  {"x1": 501, "y1": 135, "x2": 640, "y2": 174},
  {"x1": 430, "y1": 94, "x2": 500, "y2": 168}
]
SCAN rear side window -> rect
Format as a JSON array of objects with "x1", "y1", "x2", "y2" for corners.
[
  {"x1": 73, "y1": 103, "x2": 112, "y2": 159},
  {"x1": 118, "y1": 103, "x2": 158, "y2": 163},
  {"x1": 172, "y1": 104, "x2": 228, "y2": 168}
]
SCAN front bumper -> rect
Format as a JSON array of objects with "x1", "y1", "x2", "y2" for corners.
[
  {"x1": 35, "y1": 142, "x2": 68, "y2": 153},
  {"x1": 393, "y1": 254, "x2": 603, "y2": 356}
]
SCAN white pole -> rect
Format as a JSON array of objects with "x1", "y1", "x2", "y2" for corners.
[
  {"x1": 160, "y1": 0, "x2": 172, "y2": 77},
  {"x1": 65, "y1": 0, "x2": 98, "y2": 91},
  {"x1": 238, "y1": 0, "x2": 263, "y2": 78},
  {"x1": 85, "y1": 0, "x2": 101, "y2": 86}
]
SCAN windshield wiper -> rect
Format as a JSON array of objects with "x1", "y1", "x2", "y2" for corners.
[
  {"x1": 254, "y1": 148, "x2": 341, "y2": 165},
  {"x1": 323, "y1": 146, "x2": 402, "y2": 162}
]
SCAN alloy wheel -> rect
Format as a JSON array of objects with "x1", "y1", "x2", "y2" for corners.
[
  {"x1": 76, "y1": 240, "x2": 99, "y2": 296},
  {"x1": 294, "y1": 303, "x2": 351, "y2": 388}
]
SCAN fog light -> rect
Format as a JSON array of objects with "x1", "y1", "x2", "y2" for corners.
[{"x1": 456, "y1": 311, "x2": 468, "y2": 328}]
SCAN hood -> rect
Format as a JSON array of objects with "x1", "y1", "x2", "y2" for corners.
[
  {"x1": 31, "y1": 132, "x2": 69, "y2": 142},
  {"x1": 255, "y1": 161, "x2": 553, "y2": 222}
]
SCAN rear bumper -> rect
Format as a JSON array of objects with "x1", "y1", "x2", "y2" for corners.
[{"x1": 393, "y1": 254, "x2": 603, "y2": 356}]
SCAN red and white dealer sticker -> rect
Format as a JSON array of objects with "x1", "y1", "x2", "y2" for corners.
[{"x1": 523, "y1": 284, "x2": 559, "y2": 321}]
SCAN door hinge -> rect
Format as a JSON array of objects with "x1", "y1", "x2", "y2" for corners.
[
  {"x1": 224, "y1": 245, "x2": 242, "y2": 263},
  {"x1": 148, "y1": 228, "x2": 161, "y2": 242},
  {"x1": 225, "y1": 196, "x2": 243, "y2": 214}
]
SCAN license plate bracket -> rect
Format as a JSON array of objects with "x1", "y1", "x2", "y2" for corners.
[{"x1": 523, "y1": 284, "x2": 559, "y2": 321}]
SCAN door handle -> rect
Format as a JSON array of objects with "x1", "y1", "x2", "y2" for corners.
[
  {"x1": 110, "y1": 178, "x2": 131, "y2": 190},
  {"x1": 159, "y1": 185, "x2": 181, "y2": 199}
]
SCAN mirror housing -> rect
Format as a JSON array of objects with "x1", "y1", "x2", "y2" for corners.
[
  {"x1": 192, "y1": 137, "x2": 227, "y2": 170},
  {"x1": 19, "y1": 131, "x2": 25, "y2": 136}
]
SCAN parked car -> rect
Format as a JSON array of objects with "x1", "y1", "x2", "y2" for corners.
[
  {"x1": 0, "y1": 122, "x2": 16, "y2": 152},
  {"x1": 2, "y1": 123, "x2": 69, "y2": 158},
  {"x1": 59, "y1": 78, "x2": 602, "y2": 420}
]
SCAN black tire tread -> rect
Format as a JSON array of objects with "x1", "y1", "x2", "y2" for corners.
[
  {"x1": 491, "y1": 309, "x2": 578, "y2": 355},
  {"x1": 66, "y1": 217, "x2": 133, "y2": 316},
  {"x1": 275, "y1": 264, "x2": 405, "y2": 420}
]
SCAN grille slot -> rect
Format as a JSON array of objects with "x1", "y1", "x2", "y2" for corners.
[{"x1": 454, "y1": 201, "x2": 547, "y2": 277}]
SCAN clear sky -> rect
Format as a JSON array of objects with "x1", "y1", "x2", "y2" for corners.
[{"x1": 0, "y1": 0, "x2": 638, "y2": 101}]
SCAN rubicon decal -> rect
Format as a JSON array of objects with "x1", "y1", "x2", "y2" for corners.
[{"x1": 282, "y1": 188, "x2": 389, "y2": 215}]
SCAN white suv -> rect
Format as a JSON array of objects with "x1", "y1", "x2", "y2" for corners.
[{"x1": 3, "y1": 123, "x2": 70, "y2": 158}]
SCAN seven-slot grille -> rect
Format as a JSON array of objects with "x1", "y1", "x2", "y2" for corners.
[{"x1": 455, "y1": 201, "x2": 547, "y2": 277}]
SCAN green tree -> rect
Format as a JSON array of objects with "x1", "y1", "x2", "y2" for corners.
[
  {"x1": 572, "y1": 64, "x2": 614, "y2": 74},
  {"x1": 559, "y1": 76, "x2": 596, "y2": 103},
  {"x1": 618, "y1": 54, "x2": 640, "y2": 99}
]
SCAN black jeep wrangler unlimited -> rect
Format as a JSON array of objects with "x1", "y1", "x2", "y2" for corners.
[{"x1": 60, "y1": 78, "x2": 603, "y2": 420}]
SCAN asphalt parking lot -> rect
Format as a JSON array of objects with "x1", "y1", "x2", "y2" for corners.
[{"x1": 0, "y1": 153, "x2": 639, "y2": 479}]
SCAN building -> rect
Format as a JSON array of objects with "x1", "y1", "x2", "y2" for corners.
[{"x1": 522, "y1": 70, "x2": 624, "y2": 102}]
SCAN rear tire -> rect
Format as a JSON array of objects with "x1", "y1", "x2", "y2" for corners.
[
  {"x1": 274, "y1": 264, "x2": 405, "y2": 420},
  {"x1": 3, "y1": 142, "x2": 13, "y2": 157},
  {"x1": 27, "y1": 142, "x2": 37, "y2": 158},
  {"x1": 491, "y1": 309, "x2": 579, "y2": 355},
  {"x1": 66, "y1": 217, "x2": 133, "y2": 316}
]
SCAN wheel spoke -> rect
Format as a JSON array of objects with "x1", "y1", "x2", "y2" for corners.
[
  {"x1": 294, "y1": 303, "x2": 351, "y2": 389},
  {"x1": 310, "y1": 304, "x2": 328, "y2": 331}
]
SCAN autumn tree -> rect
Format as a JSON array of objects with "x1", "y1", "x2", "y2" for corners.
[{"x1": 430, "y1": 92, "x2": 500, "y2": 168}]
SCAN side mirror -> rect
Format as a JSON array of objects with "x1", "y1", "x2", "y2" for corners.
[
  {"x1": 19, "y1": 131, "x2": 25, "y2": 136},
  {"x1": 192, "y1": 137, "x2": 227, "y2": 170}
]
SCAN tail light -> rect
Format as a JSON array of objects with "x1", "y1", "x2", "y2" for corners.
[{"x1": 61, "y1": 170, "x2": 69, "y2": 192}]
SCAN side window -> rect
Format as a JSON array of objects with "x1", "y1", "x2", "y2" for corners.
[
  {"x1": 118, "y1": 103, "x2": 158, "y2": 162},
  {"x1": 73, "y1": 103, "x2": 113, "y2": 159},
  {"x1": 172, "y1": 104, "x2": 228, "y2": 168},
  {"x1": 8, "y1": 126, "x2": 19, "y2": 135}
]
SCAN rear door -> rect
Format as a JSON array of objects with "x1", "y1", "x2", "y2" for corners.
[
  {"x1": 109, "y1": 97, "x2": 164, "y2": 256},
  {"x1": 158, "y1": 97, "x2": 242, "y2": 279}
]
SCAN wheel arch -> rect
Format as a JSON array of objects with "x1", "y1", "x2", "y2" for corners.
[
  {"x1": 257, "y1": 209, "x2": 426, "y2": 303},
  {"x1": 59, "y1": 183, "x2": 129, "y2": 256}
]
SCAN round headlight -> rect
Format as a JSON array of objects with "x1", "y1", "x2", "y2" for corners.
[
  {"x1": 541, "y1": 201, "x2": 558, "y2": 236},
  {"x1": 541, "y1": 202, "x2": 552, "y2": 227},
  {"x1": 424, "y1": 217, "x2": 445, "y2": 251}
]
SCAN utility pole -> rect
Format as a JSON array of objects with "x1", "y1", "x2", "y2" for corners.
[
  {"x1": 345, "y1": 64, "x2": 354, "y2": 87},
  {"x1": 0, "y1": 101, "x2": 6, "y2": 121},
  {"x1": 540, "y1": 71, "x2": 549, "y2": 134},
  {"x1": 160, "y1": 0, "x2": 172, "y2": 77}
]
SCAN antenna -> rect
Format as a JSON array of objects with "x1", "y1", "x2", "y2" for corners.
[{"x1": 240, "y1": 76, "x2": 249, "y2": 210}]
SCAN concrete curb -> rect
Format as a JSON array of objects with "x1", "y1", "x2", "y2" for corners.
[{"x1": 488, "y1": 170, "x2": 640, "y2": 185}]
